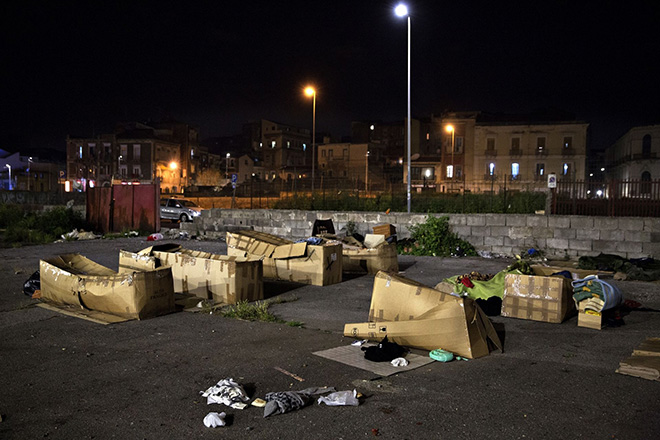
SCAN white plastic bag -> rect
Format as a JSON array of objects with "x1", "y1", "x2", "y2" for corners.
[
  {"x1": 317, "y1": 389, "x2": 359, "y2": 406},
  {"x1": 203, "y1": 412, "x2": 226, "y2": 428}
]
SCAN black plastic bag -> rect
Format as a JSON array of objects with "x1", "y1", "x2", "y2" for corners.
[
  {"x1": 23, "y1": 271, "x2": 40, "y2": 297},
  {"x1": 362, "y1": 336, "x2": 405, "y2": 362}
]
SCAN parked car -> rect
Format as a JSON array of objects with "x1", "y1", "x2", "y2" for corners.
[{"x1": 160, "y1": 198, "x2": 202, "y2": 222}]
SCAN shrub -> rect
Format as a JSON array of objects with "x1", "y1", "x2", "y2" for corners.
[{"x1": 399, "y1": 215, "x2": 477, "y2": 257}]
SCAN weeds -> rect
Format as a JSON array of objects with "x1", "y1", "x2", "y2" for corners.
[
  {"x1": 220, "y1": 296, "x2": 302, "y2": 327},
  {"x1": 397, "y1": 215, "x2": 477, "y2": 257},
  {"x1": 0, "y1": 205, "x2": 89, "y2": 247}
]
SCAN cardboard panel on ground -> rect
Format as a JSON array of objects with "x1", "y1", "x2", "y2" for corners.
[
  {"x1": 500, "y1": 265, "x2": 597, "y2": 323},
  {"x1": 344, "y1": 271, "x2": 502, "y2": 359},
  {"x1": 119, "y1": 244, "x2": 263, "y2": 305},
  {"x1": 226, "y1": 230, "x2": 342, "y2": 286},
  {"x1": 341, "y1": 234, "x2": 399, "y2": 274},
  {"x1": 40, "y1": 254, "x2": 175, "y2": 321}
]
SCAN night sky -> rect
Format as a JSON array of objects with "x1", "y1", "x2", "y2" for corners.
[{"x1": 2, "y1": 0, "x2": 659, "y2": 153}]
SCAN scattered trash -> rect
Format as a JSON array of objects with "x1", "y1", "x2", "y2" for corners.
[
  {"x1": 61, "y1": 229, "x2": 79, "y2": 240},
  {"x1": 77, "y1": 231, "x2": 101, "y2": 240},
  {"x1": 201, "y1": 378, "x2": 250, "y2": 409},
  {"x1": 203, "y1": 411, "x2": 226, "y2": 428},
  {"x1": 126, "y1": 230, "x2": 139, "y2": 237},
  {"x1": 390, "y1": 357, "x2": 409, "y2": 367},
  {"x1": 362, "y1": 336, "x2": 405, "y2": 362},
  {"x1": 147, "y1": 233, "x2": 164, "y2": 241},
  {"x1": 429, "y1": 349, "x2": 454, "y2": 362},
  {"x1": 572, "y1": 276, "x2": 624, "y2": 330},
  {"x1": 274, "y1": 366, "x2": 305, "y2": 382},
  {"x1": 250, "y1": 398, "x2": 266, "y2": 408},
  {"x1": 263, "y1": 387, "x2": 335, "y2": 418},
  {"x1": 22, "y1": 271, "x2": 40, "y2": 297},
  {"x1": 351, "y1": 339, "x2": 368, "y2": 347},
  {"x1": 317, "y1": 389, "x2": 360, "y2": 406}
]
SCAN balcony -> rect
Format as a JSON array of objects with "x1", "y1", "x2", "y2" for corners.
[
  {"x1": 535, "y1": 148, "x2": 548, "y2": 157},
  {"x1": 509, "y1": 148, "x2": 522, "y2": 157},
  {"x1": 561, "y1": 147, "x2": 576, "y2": 156},
  {"x1": 484, "y1": 149, "x2": 497, "y2": 157}
]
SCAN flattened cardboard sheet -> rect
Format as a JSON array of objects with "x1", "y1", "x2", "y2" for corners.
[
  {"x1": 313, "y1": 344, "x2": 434, "y2": 376},
  {"x1": 616, "y1": 337, "x2": 660, "y2": 381}
]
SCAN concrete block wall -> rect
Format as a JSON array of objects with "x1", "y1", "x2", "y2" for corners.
[{"x1": 181, "y1": 209, "x2": 660, "y2": 259}]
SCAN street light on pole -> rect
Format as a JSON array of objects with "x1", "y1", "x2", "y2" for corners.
[
  {"x1": 304, "y1": 86, "x2": 316, "y2": 198},
  {"x1": 27, "y1": 156, "x2": 33, "y2": 191},
  {"x1": 395, "y1": 3, "x2": 412, "y2": 213},
  {"x1": 118, "y1": 155, "x2": 123, "y2": 178},
  {"x1": 5, "y1": 164, "x2": 11, "y2": 190},
  {"x1": 365, "y1": 150, "x2": 370, "y2": 193},
  {"x1": 225, "y1": 153, "x2": 231, "y2": 181}
]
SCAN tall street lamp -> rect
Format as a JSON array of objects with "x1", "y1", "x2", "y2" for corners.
[
  {"x1": 445, "y1": 125, "x2": 455, "y2": 190},
  {"x1": 5, "y1": 164, "x2": 11, "y2": 190},
  {"x1": 225, "y1": 153, "x2": 231, "y2": 181},
  {"x1": 118, "y1": 155, "x2": 123, "y2": 178},
  {"x1": 27, "y1": 156, "x2": 33, "y2": 191},
  {"x1": 395, "y1": 3, "x2": 412, "y2": 213},
  {"x1": 304, "y1": 86, "x2": 316, "y2": 198},
  {"x1": 365, "y1": 150, "x2": 370, "y2": 193}
]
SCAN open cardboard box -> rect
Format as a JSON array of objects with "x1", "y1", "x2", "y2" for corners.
[
  {"x1": 500, "y1": 265, "x2": 597, "y2": 323},
  {"x1": 344, "y1": 271, "x2": 502, "y2": 359},
  {"x1": 39, "y1": 253, "x2": 175, "y2": 321},
  {"x1": 226, "y1": 230, "x2": 342, "y2": 286},
  {"x1": 342, "y1": 234, "x2": 399, "y2": 274},
  {"x1": 119, "y1": 244, "x2": 263, "y2": 305}
]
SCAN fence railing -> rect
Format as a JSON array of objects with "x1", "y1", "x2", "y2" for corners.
[{"x1": 552, "y1": 179, "x2": 660, "y2": 217}]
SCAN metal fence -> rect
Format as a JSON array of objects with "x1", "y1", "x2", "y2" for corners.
[{"x1": 552, "y1": 179, "x2": 660, "y2": 217}]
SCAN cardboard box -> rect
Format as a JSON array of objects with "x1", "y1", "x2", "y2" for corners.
[
  {"x1": 372, "y1": 223, "x2": 396, "y2": 238},
  {"x1": 226, "y1": 230, "x2": 342, "y2": 286},
  {"x1": 577, "y1": 303, "x2": 603, "y2": 330},
  {"x1": 342, "y1": 235, "x2": 398, "y2": 274},
  {"x1": 40, "y1": 253, "x2": 175, "y2": 320},
  {"x1": 119, "y1": 244, "x2": 263, "y2": 304},
  {"x1": 501, "y1": 267, "x2": 575, "y2": 323},
  {"x1": 344, "y1": 271, "x2": 502, "y2": 359}
]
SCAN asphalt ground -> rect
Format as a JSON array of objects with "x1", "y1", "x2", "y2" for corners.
[{"x1": 1, "y1": 237, "x2": 659, "y2": 439}]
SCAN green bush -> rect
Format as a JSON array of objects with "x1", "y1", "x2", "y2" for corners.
[
  {"x1": 398, "y1": 215, "x2": 477, "y2": 257},
  {"x1": 0, "y1": 205, "x2": 89, "y2": 247}
]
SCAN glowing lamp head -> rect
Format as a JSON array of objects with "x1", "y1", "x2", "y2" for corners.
[
  {"x1": 445, "y1": 124, "x2": 454, "y2": 133},
  {"x1": 304, "y1": 86, "x2": 315, "y2": 97},
  {"x1": 395, "y1": 4, "x2": 408, "y2": 17},
  {"x1": 169, "y1": 161, "x2": 178, "y2": 170}
]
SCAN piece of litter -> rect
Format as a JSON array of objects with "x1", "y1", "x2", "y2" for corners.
[
  {"x1": 317, "y1": 389, "x2": 360, "y2": 406},
  {"x1": 251, "y1": 398, "x2": 267, "y2": 408},
  {"x1": 390, "y1": 357, "x2": 409, "y2": 367},
  {"x1": 200, "y1": 378, "x2": 249, "y2": 409},
  {"x1": 203, "y1": 412, "x2": 226, "y2": 428},
  {"x1": 274, "y1": 366, "x2": 305, "y2": 382},
  {"x1": 351, "y1": 339, "x2": 368, "y2": 347}
]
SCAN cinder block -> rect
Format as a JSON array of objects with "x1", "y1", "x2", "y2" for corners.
[
  {"x1": 642, "y1": 242, "x2": 660, "y2": 256},
  {"x1": 616, "y1": 241, "x2": 643, "y2": 253},
  {"x1": 452, "y1": 225, "x2": 472, "y2": 238},
  {"x1": 593, "y1": 240, "x2": 618, "y2": 252},
  {"x1": 644, "y1": 219, "x2": 660, "y2": 232},
  {"x1": 618, "y1": 218, "x2": 645, "y2": 231},
  {"x1": 448, "y1": 215, "x2": 467, "y2": 226},
  {"x1": 484, "y1": 236, "x2": 504, "y2": 246},
  {"x1": 554, "y1": 228, "x2": 576, "y2": 239},
  {"x1": 533, "y1": 227, "x2": 554, "y2": 239},
  {"x1": 505, "y1": 215, "x2": 527, "y2": 226},
  {"x1": 485, "y1": 214, "x2": 507, "y2": 226},
  {"x1": 509, "y1": 226, "x2": 534, "y2": 239},
  {"x1": 548, "y1": 216, "x2": 570, "y2": 228},
  {"x1": 490, "y1": 226, "x2": 510, "y2": 237},
  {"x1": 467, "y1": 215, "x2": 486, "y2": 226},
  {"x1": 570, "y1": 217, "x2": 594, "y2": 229},
  {"x1": 624, "y1": 231, "x2": 652, "y2": 243},
  {"x1": 568, "y1": 240, "x2": 592, "y2": 251},
  {"x1": 491, "y1": 245, "x2": 513, "y2": 256},
  {"x1": 546, "y1": 238, "x2": 569, "y2": 250},
  {"x1": 576, "y1": 229, "x2": 600, "y2": 240},
  {"x1": 527, "y1": 216, "x2": 548, "y2": 227},
  {"x1": 468, "y1": 236, "x2": 485, "y2": 246},
  {"x1": 470, "y1": 226, "x2": 490, "y2": 237}
]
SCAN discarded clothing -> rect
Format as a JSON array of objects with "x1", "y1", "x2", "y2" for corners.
[
  {"x1": 578, "y1": 254, "x2": 660, "y2": 281},
  {"x1": 295, "y1": 237, "x2": 323, "y2": 245},
  {"x1": 263, "y1": 386, "x2": 335, "y2": 417},
  {"x1": 572, "y1": 276, "x2": 623, "y2": 312},
  {"x1": 23, "y1": 271, "x2": 40, "y2": 297},
  {"x1": 362, "y1": 336, "x2": 405, "y2": 362},
  {"x1": 390, "y1": 357, "x2": 409, "y2": 367},
  {"x1": 201, "y1": 378, "x2": 250, "y2": 409},
  {"x1": 203, "y1": 412, "x2": 226, "y2": 428}
]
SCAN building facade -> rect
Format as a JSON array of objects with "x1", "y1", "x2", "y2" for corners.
[{"x1": 606, "y1": 124, "x2": 659, "y2": 184}]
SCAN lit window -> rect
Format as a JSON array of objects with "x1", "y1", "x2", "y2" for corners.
[
  {"x1": 271, "y1": 141, "x2": 276, "y2": 148},
  {"x1": 537, "y1": 137, "x2": 546, "y2": 151},
  {"x1": 563, "y1": 137, "x2": 572, "y2": 149},
  {"x1": 447, "y1": 165, "x2": 454, "y2": 178},
  {"x1": 78, "y1": 146, "x2": 83, "y2": 159},
  {"x1": 426, "y1": 132, "x2": 430, "y2": 140},
  {"x1": 287, "y1": 141, "x2": 291, "y2": 148},
  {"x1": 563, "y1": 163, "x2": 569, "y2": 175},
  {"x1": 302, "y1": 143, "x2": 307, "y2": 151},
  {"x1": 489, "y1": 163, "x2": 495, "y2": 175},
  {"x1": 511, "y1": 163, "x2": 519, "y2": 177},
  {"x1": 536, "y1": 163, "x2": 545, "y2": 176}
]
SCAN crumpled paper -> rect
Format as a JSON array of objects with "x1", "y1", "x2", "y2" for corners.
[
  {"x1": 201, "y1": 378, "x2": 249, "y2": 409},
  {"x1": 203, "y1": 412, "x2": 226, "y2": 428}
]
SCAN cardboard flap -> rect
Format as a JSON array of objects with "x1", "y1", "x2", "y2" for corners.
[
  {"x1": 138, "y1": 243, "x2": 182, "y2": 255},
  {"x1": 272, "y1": 242, "x2": 308, "y2": 259},
  {"x1": 364, "y1": 234, "x2": 386, "y2": 249}
]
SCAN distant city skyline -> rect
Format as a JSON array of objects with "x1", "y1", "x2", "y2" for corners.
[{"x1": 2, "y1": 1, "x2": 659, "y2": 152}]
